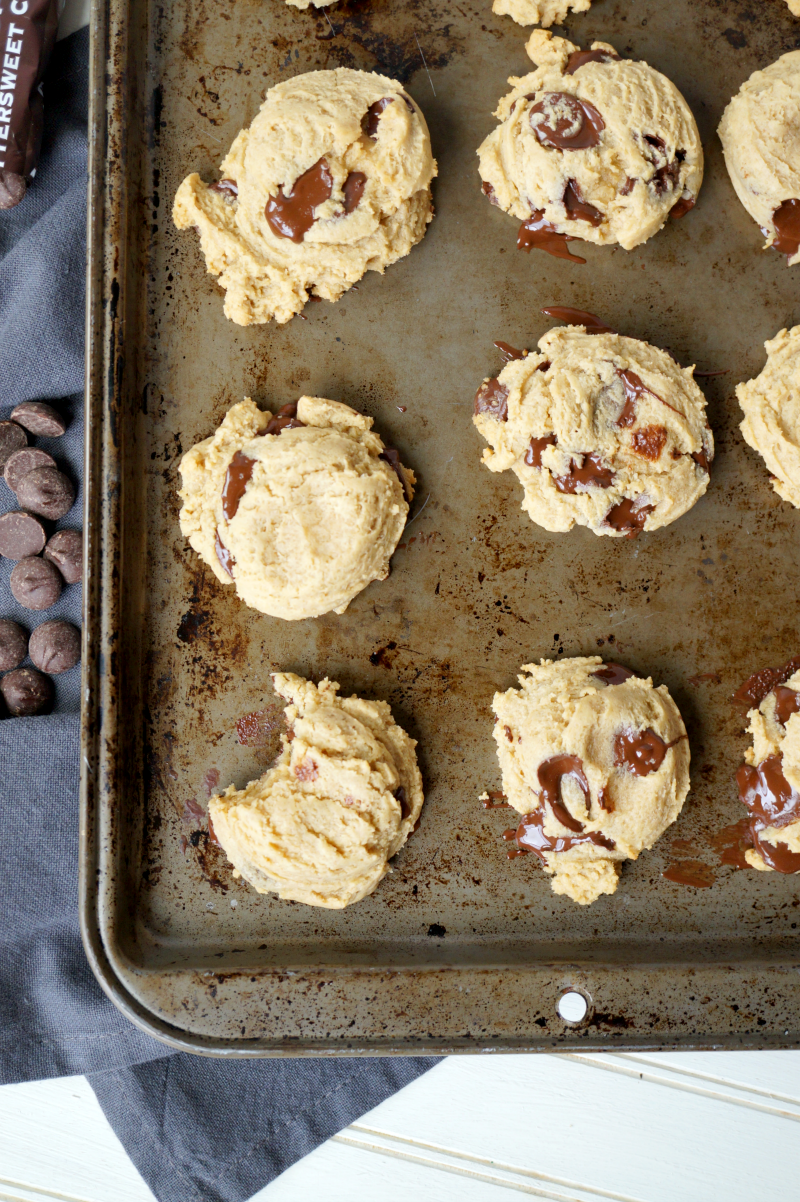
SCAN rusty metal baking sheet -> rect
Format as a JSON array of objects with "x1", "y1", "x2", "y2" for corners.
[{"x1": 81, "y1": 0, "x2": 800, "y2": 1054}]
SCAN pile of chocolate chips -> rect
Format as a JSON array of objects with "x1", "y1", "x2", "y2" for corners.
[
  {"x1": 0, "y1": 400, "x2": 83, "y2": 716},
  {"x1": 0, "y1": 618, "x2": 81, "y2": 715},
  {"x1": 0, "y1": 402, "x2": 81, "y2": 611}
]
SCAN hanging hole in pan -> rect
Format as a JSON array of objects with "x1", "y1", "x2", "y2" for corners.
[{"x1": 557, "y1": 988, "x2": 591, "y2": 1024}]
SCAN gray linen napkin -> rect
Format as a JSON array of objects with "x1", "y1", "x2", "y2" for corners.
[{"x1": 0, "y1": 26, "x2": 439, "y2": 1201}]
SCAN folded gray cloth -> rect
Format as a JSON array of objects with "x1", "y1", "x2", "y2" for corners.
[{"x1": 0, "y1": 26, "x2": 439, "y2": 1201}]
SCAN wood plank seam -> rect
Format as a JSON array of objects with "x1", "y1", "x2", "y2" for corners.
[
  {"x1": 562, "y1": 1054, "x2": 800, "y2": 1121},
  {"x1": 335, "y1": 1128, "x2": 650, "y2": 1202}
]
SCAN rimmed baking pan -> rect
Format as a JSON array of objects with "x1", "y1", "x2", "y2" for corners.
[{"x1": 81, "y1": 0, "x2": 800, "y2": 1054}]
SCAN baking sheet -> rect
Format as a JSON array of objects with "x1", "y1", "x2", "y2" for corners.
[{"x1": 81, "y1": 0, "x2": 800, "y2": 1053}]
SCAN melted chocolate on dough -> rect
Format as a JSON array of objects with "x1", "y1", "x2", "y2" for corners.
[
  {"x1": 210, "y1": 178, "x2": 238, "y2": 197},
  {"x1": 362, "y1": 97, "x2": 393, "y2": 138},
  {"x1": 604, "y1": 497, "x2": 654, "y2": 536},
  {"x1": 529, "y1": 92, "x2": 605, "y2": 151},
  {"x1": 541, "y1": 307, "x2": 616, "y2": 334},
  {"x1": 563, "y1": 179, "x2": 603, "y2": 226},
  {"x1": 494, "y1": 341, "x2": 526, "y2": 362},
  {"x1": 265, "y1": 158, "x2": 333, "y2": 242},
  {"x1": 565, "y1": 48, "x2": 620, "y2": 74},
  {"x1": 474, "y1": 378, "x2": 509, "y2": 421},
  {"x1": 264, "y1": 401, "x2": 305, "y2": 436},
  {"x1": 222, "y1": 451, "x2": 255, "y2": 522},
  {"x1": 343, "y1": 171, "x2": 366, "y2": 214},
  {"x1": 671, "y1": 195, "x2": 695, "y2": 219},
  {"x1": 593, "y1": 662, "x2": 636, "y2": 686},
  {"x1": 616, "y1": 368, "x2": 660, "y2": 427},
  {"x1": 737, "y1": 754, "x2": 800, "y2": 873},
  {"x1": 554, "y1": 453, "x2": 615, "y2": 493},
  {"x1": 691, "y1": 446, "x2": 710, "y2": 472},
  {"x1": 774, "y1": 686, "x2": 800, "y2": 727},
  {"x1": 631, "y1": 425, "x2": 667, "y2": 461},
  {"x1": 613, "y1": 727, "x2": 685, "y2": 776},
  {"x1": 215, "y1": 529, "x2": 235, "y2": 577},
  {"x1": 734, "y1": 655, "x2": 800, "y2": 709},
  {"x1": 525, "y1": 433, "x2": 558, "y2": 468},
  {"x1": 517, "y1": 212, "x2": 587, "y2": 262},
  {"x1": 482, "y1": 180, "x2": 500, "y2": 206},
  {"x1": 769, "y1": 199, "x2": 800, "y2": 257},
  {"x1": 537, "y1": 754, "x2": 590, "y2": 830}
]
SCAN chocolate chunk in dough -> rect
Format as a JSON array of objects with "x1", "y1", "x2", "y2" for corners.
[
  {"x1": 0, "y1": 171, "x2": 26, "y2": 210},
  {"x1": 16, "y1": 466, "x2": 75, "y2": 520},
  {"x1": 1, "y1": 667, "x2": 54, "y2": 716},
  {"x1": 0, "y1": 511, "x2": 47, "y2": 559},
  {"x1": 10, "y1": 556, "x2": 63, "y2": 610},
  {"x1": 9, "y1": 401, "x2": 67, "y2": 438},
  {"x1": 0, "y1": 421, "x2": 27, "y2": 469},
  {"x1": 0, "y1": 619, "x2": 28, "y2": 671},
  {"x1": 28, "y1": 620, "x2": 81, "y2": 674},
  {"x1": 43, "y1": 529, "x2": 82, "y2": 584},
  {"x1": 3, "y1": 448, "x2": 56, "y2": 493}
]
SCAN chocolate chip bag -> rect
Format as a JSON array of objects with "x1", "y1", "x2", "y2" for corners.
[{"x1": 0, "y1": 0, "x2": 64, "y2": 209}]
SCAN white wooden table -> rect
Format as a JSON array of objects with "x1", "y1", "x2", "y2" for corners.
[
  {"x1": 2, "y1": 1049, "x2": 800, "y2": 1201},
  {"x1": 18, "y1": 7, "x2": 793, "y2": 1201}
]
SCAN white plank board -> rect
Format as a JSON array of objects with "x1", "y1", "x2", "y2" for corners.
[{"x1": 2, "y1": 1052, "x2": 800, "y2": 1202}]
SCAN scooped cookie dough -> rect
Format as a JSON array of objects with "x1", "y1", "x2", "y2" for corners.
[
  {"x1": 178, "y1": 395, "x2": 414, "y2": 619},
  {"x1": 736, "y1": 326, "x2": 800, "y2": 507},
  {"x1": 173, "y1": 68, "x2": 437, "y2": 325},
  {"x1": 210, "y1": 673, "x2": 424, "y2": 908},
  {"x1": 473, "y1": 321, "x2": 713, "y2": 537},
  {"x1": 478, "y1": 32, "x2": 703, "y2": 258},
  {"x1": 286, "y1": 0, "x2": 337, "y2": 7},
  {"x1": 493, "y1": 657, "x2": 690, "y2": 904},
  {"x1": 718, "y1": 52, "x2": 800, "y2": 266},
  {"x1": 735, "y1": 657, "x2": 800, "y2": 873},
  {"x1": 788, "y1": 0, "x2": 800, "y2": 13},
  {"x1": 492, "y1": 0, "x2": 591, "y2": 28}
]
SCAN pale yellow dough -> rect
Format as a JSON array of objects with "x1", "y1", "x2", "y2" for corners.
[
  {"x1": 210, "y1": 674, "x2": 424, "y2": 908},
  {"x1": 789, "y1": 0, "x2": 800, "y2": 13},
  {"x1": 492, "y1": 658, "x2": 690, "y2": 905},
  {"x1": 492, "y1": 0, "x2": 591, "y2": 27},
  {"x1": 473, "y1": 324, "x2": 713, "y2": 537},
  {"x1": 736, "y1": 326, "x2": 800, "y2": 508},
  {"x1": 178, "y1": 396, "x2": 413, "y2": 619},
  {"x1": 740, "y1": 670, "x2": 800, "y2": 872},
  {"x1": 285, "y1": 0, "x2": 337, "y2": 7},
  {"x1": 718, "y1": 52, "x2": 800, "y2": 266},
  {"x1": 478, "y1": 32, "x2": 703, "y2": 251},
  {"x1": 173, "y1": 68, "x2": 436, "y2": 325}
]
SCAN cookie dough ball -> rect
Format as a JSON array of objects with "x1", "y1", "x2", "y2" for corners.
[
  {"x1": 736, "y1": 326, "x2": 800, "y2": 507},
  {"x1": 173, "y1": 68, "x2": 437, "y2": 325},
  {"x1": 473, "y1": 323, "x2": 713, "y2": 537},
  {"x1": 718, "y1": 53, "x2": 800, "y2": 265},
  {"x1": 178, "y1": 395, "x2": 414, "y2": 619},
  {"x1": 492, "y1": 0, "x2": 591, "y2": 27},
  {"x1": 286, "y1": 0, "x2": 337, "y2": 7},
  {"x1": 478, "y1": 33, "x2": 703, "y2": 257},
  {"x1": 493, "y1": 657, "x2": 690, "y2": 904},
  {"x1": 210, "y1": 673, "x2": 424, "y2": 908},
  {"x1": 788, "y1": 0, "x2": 800, "y2": 14},
  {"x1": 735, "y1": 658, "x2": 800, "y2": 873}
]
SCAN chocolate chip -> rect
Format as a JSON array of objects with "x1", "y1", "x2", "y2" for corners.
[
  {"x1": 10, "y1": 556, "x2": 62, "y2": 610},
  {"x1": 1, "y1": 667, "x2": 54, "y2": 716},
  {"x1": 0, "y1": 421, "x2": 27, "y2": 468},
  {"x1": 0, "y1": 170, "x2": 26, "y2": 210},
  {"x1": 16, "y1": 466, "x2": 75, "y2": 520},
  {"x1": 0, "y1": 511, "x2": 46, "y2": 559},
  {"x1": 43, "y1": 529, "x2": 82, "y2": 585},
  {"x1": 0, "y1": 619, "x2": 28, "y2": 671},
  {"x1": 10, "y1": 401, "x2": 67, "y2": 438},
  {"x1": 3, "y1": 447, "x2": 56, "y2": 493},
  {"x1": 28, "y1": 620, "x2": 81, "y2": 674}
]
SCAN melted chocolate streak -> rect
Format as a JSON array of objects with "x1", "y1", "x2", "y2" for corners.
[
  {"x1": 734, "y1": 655, "x2": 800, "y2": 709},
  {"x1": 541, "y1": 307, "x2": 615, "y2": 335},
  {"x1": 614, "y1": 728, "x2": 685, "y2": 776},
  {"x1": 737, "y1": 754, "x2": 800, "y2": 873},
  {"x1": 509, "y1": 754, "x2": 616, "y2": 862}
]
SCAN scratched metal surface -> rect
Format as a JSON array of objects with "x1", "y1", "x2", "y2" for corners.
[{"x1": 81, "y1": 0, "x2": 800, "y2": 1053}]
